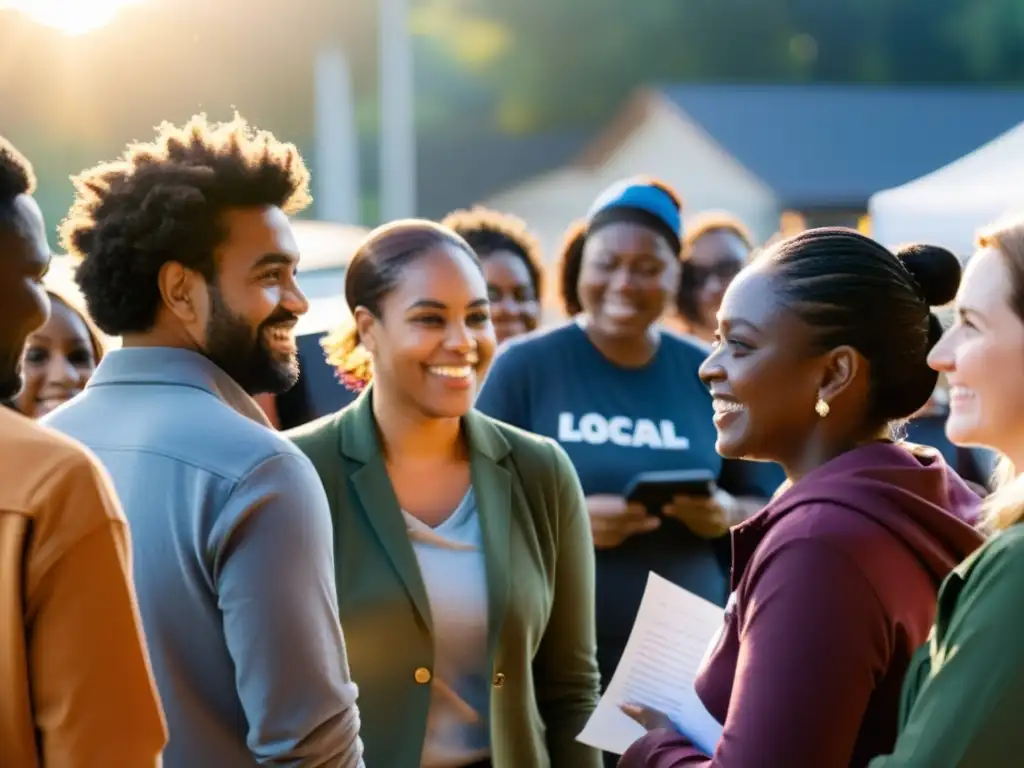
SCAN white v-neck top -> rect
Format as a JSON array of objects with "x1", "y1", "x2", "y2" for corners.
[{"x1": 402, "y1": 488, "x2": 491, "y2": 767}]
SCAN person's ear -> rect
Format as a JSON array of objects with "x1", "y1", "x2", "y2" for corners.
[
  {"x1": 816, "y1": 345, "x2": 859, "y2": 410},
  {"x1": 158, "y1": 261, "x2": 208, "y2": 326},
  {"x1": 354, "y1": 306, "x2": 380, "y2": 357}
]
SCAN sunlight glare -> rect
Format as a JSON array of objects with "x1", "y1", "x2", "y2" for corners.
[{"x1": 1, "y1": 0, "x2": 144, "y2": 36}]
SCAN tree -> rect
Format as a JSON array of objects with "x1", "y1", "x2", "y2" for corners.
[{"x1": 410, "y1": 0, "x2": 1024, "y2": 131}]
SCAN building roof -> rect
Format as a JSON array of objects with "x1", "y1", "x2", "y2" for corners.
[
  {"x1": 653, "y1": 84, "x2": 1024, "y2": 209},
  {"x1": 359, "y1": 129, "x2": 591, "y2": 221}
]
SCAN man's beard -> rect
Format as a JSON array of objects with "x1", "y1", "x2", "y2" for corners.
[{"x1": 203, "y1": 290, "x2": 300, "y2": 396}]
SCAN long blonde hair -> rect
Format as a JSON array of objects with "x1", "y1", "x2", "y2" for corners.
[
  {"x1": 322, "y1": 323, "x2": 373, "y2": 393},
  {"x1": 973, "y1": 215, "x2": 1024, "y2": 531}
]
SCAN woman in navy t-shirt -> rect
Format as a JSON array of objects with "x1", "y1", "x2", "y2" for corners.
[{"x1": 475, "y1": 179, "x2": 783, "y2": 761}]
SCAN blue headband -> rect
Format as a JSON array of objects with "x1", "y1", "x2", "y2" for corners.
[{"x1": 586, "y1": 179, "x2": 682, "y2": 239}]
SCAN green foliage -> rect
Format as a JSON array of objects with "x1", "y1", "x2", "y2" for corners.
[
  {"x1": 414, "y1": 0, "x2": 1024, "y2": 127},
  {"x1": 3, "y1": 0, "x2": 1023, "y2": 231}
]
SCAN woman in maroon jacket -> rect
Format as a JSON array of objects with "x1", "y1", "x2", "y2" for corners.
[{"x1": 619, "y1": 231, "x2": 985, "y2": 768}]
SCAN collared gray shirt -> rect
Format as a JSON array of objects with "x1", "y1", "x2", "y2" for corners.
[{"x1": 44, "y1": 346, "x2": 364, "y2": 768}]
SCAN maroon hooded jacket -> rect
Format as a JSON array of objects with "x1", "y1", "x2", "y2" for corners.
[{"x1": 619, "y1": 442, "x2": 984, "y2": 768}]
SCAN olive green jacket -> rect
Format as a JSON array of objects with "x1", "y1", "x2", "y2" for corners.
[
  {"x1": 288, "y1": 390, "x2": 601, "y2": 768},
  {"x1": 870, "y1": 524, "x2": 1024, "y2": 767}
]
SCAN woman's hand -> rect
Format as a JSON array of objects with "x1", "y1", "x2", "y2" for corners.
[
  {"x1": 586, "y1": 494, "x2": 661, "y2": 549},
  {"x1": 662, "y1": 488, "x2": 743, "y2": 539},
  {"x1": 620, "y1": 703, "x2": 677, "y2": 733}
]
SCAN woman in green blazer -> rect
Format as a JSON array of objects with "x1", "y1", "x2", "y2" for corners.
[
  {"x1": 870, "y1": 219, "x2": 1024, "y2": 766},
  {"x1": 288, "y1": 219, "x2": 601, "y2": 768}
]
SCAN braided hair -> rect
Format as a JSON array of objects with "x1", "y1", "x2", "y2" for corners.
[{"x1": 762, "y1": 229, "x2": 960, "y2": 426}]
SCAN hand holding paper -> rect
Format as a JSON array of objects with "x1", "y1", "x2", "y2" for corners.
[
  {"x1": 620, "y1": 703, "x2": 675, "y2": 732},
  {"x1": 576, "y1": 573, "x2": 725, "y2": 756}
]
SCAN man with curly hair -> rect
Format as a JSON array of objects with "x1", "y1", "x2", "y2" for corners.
[
  {"x1": 0, "y1": 135, "x2": 167, "y2": 766},
  {"x1": 43, "y1": 115, "x2": 364, "y2": 767}
]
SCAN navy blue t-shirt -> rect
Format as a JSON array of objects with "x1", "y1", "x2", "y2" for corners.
[{"x1": 475, "y1": 321, "x2": 783, "y2": 682}]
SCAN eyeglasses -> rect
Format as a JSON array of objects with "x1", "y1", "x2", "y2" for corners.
[{"x1": 688, "y1": 261, "x2": 743, "y2": 284}]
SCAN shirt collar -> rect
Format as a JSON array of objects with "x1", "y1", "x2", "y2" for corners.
[{"x1": 87, "y1": 346, "x2": 273, "y2": 428}]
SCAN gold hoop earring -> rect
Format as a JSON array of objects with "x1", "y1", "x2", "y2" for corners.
[{"x1": 815, "y1": 398, "x2": 830, "y2": 418}]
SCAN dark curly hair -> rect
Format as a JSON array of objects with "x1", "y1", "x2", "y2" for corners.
[
  {"x1": 441, "y1": 206, "x2": 544, "y2": 298},
  {"x1": 59, "y1": 113, "x2": 312, "y2": 336},
  {"x1": 0, "y1": 135, "x2": 37, "y2": 230},
  {"x1": 556, "y1": 220, "x2": 588, "y2": 316}
]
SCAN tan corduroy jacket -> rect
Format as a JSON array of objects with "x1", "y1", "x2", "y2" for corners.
[{"x1": 0, "y1": 406, "x2": 167, "y2": 766}]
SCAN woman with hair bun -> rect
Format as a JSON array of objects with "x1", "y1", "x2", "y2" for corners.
[
  {"x1": 621, "y1": 229, "x2": 985, "y2": 767},
  {"x1": 290, "y1": 219, "x2": 601, "y2": 768}
]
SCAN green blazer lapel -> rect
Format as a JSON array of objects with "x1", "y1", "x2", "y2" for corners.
[
  {"x1": 464, "y1": 410, "x2": 513, "y2": 658},
  {"x1": 338, "y1": 388, "x2": 433, "y2": 630}
]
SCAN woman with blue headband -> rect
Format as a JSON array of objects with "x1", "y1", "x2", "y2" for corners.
[{"x1": 476, "y1": 177, "x2": 782, "y2": 766}]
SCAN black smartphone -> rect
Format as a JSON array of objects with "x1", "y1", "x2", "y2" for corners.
[{"x1": 623, "y1": 469, "x2": 717, "y2": 510}]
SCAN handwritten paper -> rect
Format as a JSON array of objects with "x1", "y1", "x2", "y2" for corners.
[{"x1": 577, "y1": 572, "x2": 725, "y2": 756}]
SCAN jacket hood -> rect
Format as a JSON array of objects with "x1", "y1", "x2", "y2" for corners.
[{"x1": 757, "y1": 442, "x2": 984, "y2": 584}]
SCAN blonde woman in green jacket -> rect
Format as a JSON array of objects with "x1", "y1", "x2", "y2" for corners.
[
  {"x1": 288, "y1": 219, "x2": 601, "y2": 768},
  {"x1": 871, "y1": 216, "x2": 1024, "y2": 767}
]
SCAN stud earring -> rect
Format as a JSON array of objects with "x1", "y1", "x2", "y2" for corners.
[{"x1": 815, "y1": 398, "x2": 830, "y2": 418}]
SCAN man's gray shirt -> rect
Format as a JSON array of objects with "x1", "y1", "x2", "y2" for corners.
[{"x1": 44, "y1": 346, "x2": 363, "y2": 767}]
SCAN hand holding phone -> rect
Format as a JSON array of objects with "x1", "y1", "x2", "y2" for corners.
[
  {"x1": 663, "y1": 489, "x2": 737, "y2": 539},
  {"x1": 623, "y1": 469, "x2": 717, "y2": 510},
  {"x1": 585, "y1": 494, "x2": 661, "y2": 549}
]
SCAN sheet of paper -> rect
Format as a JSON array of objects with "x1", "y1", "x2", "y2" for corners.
[{"x1": 577, "y1": 572, "x2": 726, "y2": 756}]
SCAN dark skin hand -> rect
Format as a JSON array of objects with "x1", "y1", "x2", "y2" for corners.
[{"x1": 621, "y1": 703, "x2": 676, "y2": 733}]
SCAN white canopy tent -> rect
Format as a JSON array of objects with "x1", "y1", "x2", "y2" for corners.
[{"x1": 869, "y1": 121, "x2": 1024, "y2": 257}]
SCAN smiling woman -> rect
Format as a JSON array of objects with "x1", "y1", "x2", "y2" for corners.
[
  {"x1": 289, "y1": 218, "x2": 603, "y2": 767},
  {"x1": 869, "y1": 215, "x2": 1024, "y2": 768},
  {"x1": 620, "y1": 229, "x2": 984, "y2": 768},
  {"x1": 441, "y1": 206, "x2": 544, "y2": 345},
  {"x1": 321, "y1": 219, "x2": 494, "y2": 401},
  {"x1": 3, "y1": 0, "x2": 144, "y2": 35},
  {"x1": 12, "y1": 289, "x2": 104, "y2": 419}
]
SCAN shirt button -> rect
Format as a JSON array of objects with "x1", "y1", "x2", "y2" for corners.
[
  {"x1": 493, "y1": 672, "x2": 505, "y2": 688},
  {"x1": 414, "y1": 667, "x2": 432, "y2": 684}
]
